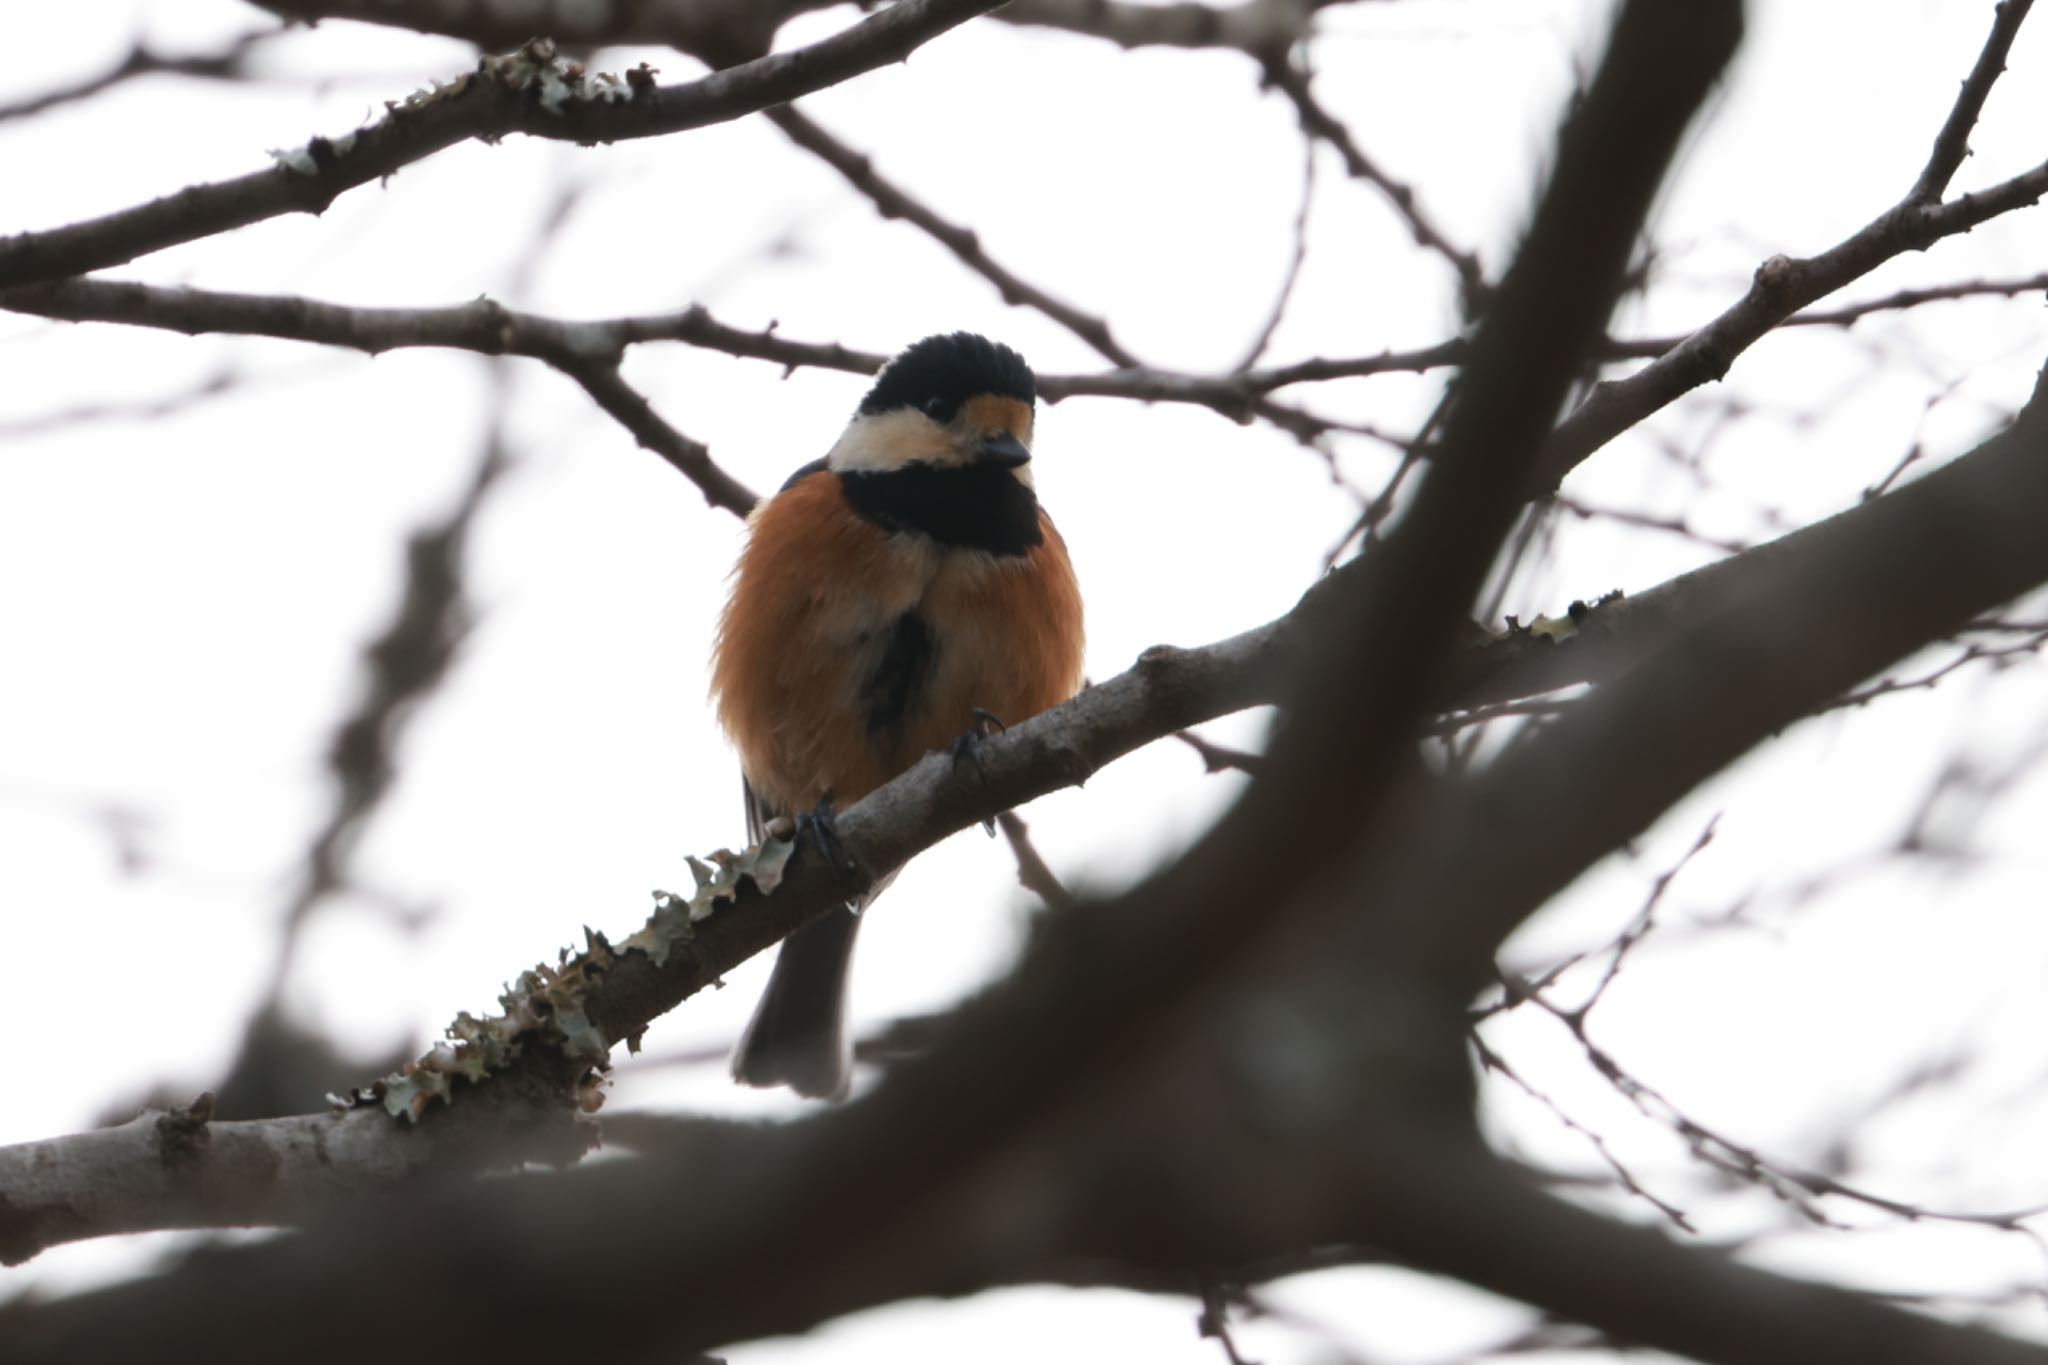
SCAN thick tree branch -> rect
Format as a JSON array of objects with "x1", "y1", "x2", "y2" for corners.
[
  {"x1": 0, "y1": 1091, "x2": 592, "y2": 1268},
  {"x1": 0, "y1": 0, "x2": 1005, "y2": 291}
]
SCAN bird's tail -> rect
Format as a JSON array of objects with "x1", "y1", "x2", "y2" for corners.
[{"x1": 730, "y1": 905, "x2": 863, "y2": 1100}]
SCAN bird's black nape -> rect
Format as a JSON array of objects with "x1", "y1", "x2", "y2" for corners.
[{"x1": 857, "y1": 332, "x2": 1035, "y2": 424}]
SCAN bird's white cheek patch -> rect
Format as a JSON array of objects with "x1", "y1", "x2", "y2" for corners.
[{"x1": 827, "y1": 409, "x2": 957, "y2": 472}]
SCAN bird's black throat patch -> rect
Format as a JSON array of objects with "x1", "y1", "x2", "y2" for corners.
[
  {"x1": 838, "y1": 462, "x2": 1043, "y2": 557},
  {"x1": 859, "y1": 611, "x2": 937, "y2": 740}
]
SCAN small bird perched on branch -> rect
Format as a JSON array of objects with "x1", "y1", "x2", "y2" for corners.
[{"x1": 711, "y1": 332, "x2": 1086, "y2": 1099}]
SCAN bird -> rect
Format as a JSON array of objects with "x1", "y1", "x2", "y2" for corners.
[{"x1": 710, "y1": 332, "x2": 1086, "y2": 1099}]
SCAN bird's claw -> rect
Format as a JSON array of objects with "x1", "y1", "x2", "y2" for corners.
[
  {"x1": 792, "y1": 797, "x2": 850, "y2": 869},
  {"x1": 950, "y1": 708, "x2": 1008, "y2": 835},
  {"x1": 949, "y1": 707, "x2": 1008, "y2": 778}
]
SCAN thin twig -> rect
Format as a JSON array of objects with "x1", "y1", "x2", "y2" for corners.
[
  {"x1": 1173, "y1": 729, "x2": 1265, "y2": 776},
  {"x1": 1552, "y1": 493, "x2": 1753, "y2": 555},
  {"x1": 559, "y1": 358, "x2": 759, "y2": 516},
  {"x1": 1604, "y1": 272, "x2": 2048, "y2": 358},
  {"x1": 0, "y1": 29, "x2": 275, "y2": 123},
  {"x1": 1471, "y1": 1030, "x2": 1696, "y2": 1232},
  {"x1": 1909, "y1": 0, "x2": 2034, "y2": 204},
  {"x1": 1263, "y1": 52, "x2": 1487, "y2": 314},
  {"x1": 1822, "y1": 630, "x2": 2048, "y2": 715},
  {"x1": 1233, "y1": 116, "x2": 1318, "y2": 371},
  {"x1": 765, "y1": 105, "x2": 1139, "y2": 367},
  {"x1": 996, "y1": 811, "x2": 1074, "y2": 912}
]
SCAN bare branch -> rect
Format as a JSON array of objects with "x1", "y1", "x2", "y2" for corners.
[
  {"x1": 1172, "y1": 728, "x2": 1266, "y2": 775},
  {"x1": 0, "y1": 278, "x2": 872, "y2": 372},
  {"x1": 1909, "y1": 0, "x2": 2033, "y2": 204},
  {"x1": 1779, "y1": 270, "x2": 2048, "y2": 328},
  {"x1": 0, "y1": 282, "x2": 761, "y2": 516},
  {"x1": 1822, "y1": 627, "x2": 2048, "y2": 715},
  {"x1": 766, "y1": 105, "x2": 1140, "y2": 367},
  {"x1": 557, "y1": 357, "x2": 760, "y2": 516},
  {"x1": 0, "y1": 363, "x2": 241, "y2": 438},
  {"x1": 1553, "y1": 491, "x2": 1754, "y2": 555},
  {"x1": 1514, "y1": 978, "x2": 2048, "y2": 1249},
  {"x1": 998, "y1": 0, "x2": 1339, "y2": 54},
  {"x1": 0, "y1": 1, "x2": 1007, "y2": 291},
  {"x1": 0, "y1": 1091, "x2": 590, "y2": 1268},
  {"x1": 996, "y1": 810, "x2": 1074, "y2": 912},
  {"x1": 1407, "y1": 366, "x2": 2048, "y2": 991},
  {"x1": 1536, "y1": 5, "x2": 2048, "y2": 492},
  {"x1": 1263, "y1": 53, "x2": 1487, "y2": 313},
  {"x1": 250, "y1": 0, "x2": 843, "y2": 57},
  {"x1": 0, "y1": 277, "x2": 1468, "y2": 439},
  {"x1": 1472, "y1": 1031, "x2": 1698, "y2": 1233},
  {"x1": 1233, "y1": 129, "x2": 1317, "y2": 372},
  {"x1": 0, "y1": 29, "x2": 274, "y2": 123}
]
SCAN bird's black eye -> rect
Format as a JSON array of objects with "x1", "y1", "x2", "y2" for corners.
[{"x1": 921, "y1": 397, "x2": 953, "y2": 422}]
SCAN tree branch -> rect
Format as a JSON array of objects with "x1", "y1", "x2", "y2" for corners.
[
  {"x1": 0, "y1": 1090, "x2": 593, "y2": 1268},
  {"x1": 1533, "y1": 0, "x2": 2047, "y2": 490},
  {"x1": 0, "y1": 0, "x2": 1006, "y2": 290},
  {"x1": 997, "y1": 0, "x2": 1344, "y2": 54},
  {"x1": 1403, "y1": 363, "x2": 2048, "y2": 993},
  {"x1": 765, "y1": 104, "x2": 1141, "y2": 367},
  {"x1": 0, "y1": 277, "x2": 1466, "y2": 455},
  {"x1": 556, "y1": 357, "x2": 759, "y2": 516},
  {"x1": 0, "y1": 29, "x2": 274, "y2": 123},
  {"x1": 1909, "y1": 0, "x2": 2032, "y2": 205},
  {"x1": 1262, "y1": 52, "x2": 1487, "y2": 313}
]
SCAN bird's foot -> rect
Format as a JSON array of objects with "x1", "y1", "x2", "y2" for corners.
[
  {"x1": 791, "y1": 797, "x2": 850, "y2": 869},
  {"x1": 951, "y1": 708, "x2": 1008, "y2": 835}
]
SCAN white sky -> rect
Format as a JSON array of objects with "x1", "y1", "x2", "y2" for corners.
[{"x1": 5, "y1": 2, "x2": 2048, "y2": 1360}]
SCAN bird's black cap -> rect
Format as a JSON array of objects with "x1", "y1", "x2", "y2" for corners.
[{"x1": 857, "y1": 332, "x2": 1035, "y2": 423}]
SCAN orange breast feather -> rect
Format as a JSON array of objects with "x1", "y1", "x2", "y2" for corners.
[{"x1": 712, "y1": 476, "x2": 1083, "y2": 823}]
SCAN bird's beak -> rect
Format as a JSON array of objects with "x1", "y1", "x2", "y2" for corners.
[{"x1": 976, "y1": 432, "x2": 1032, "y2": 467}]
